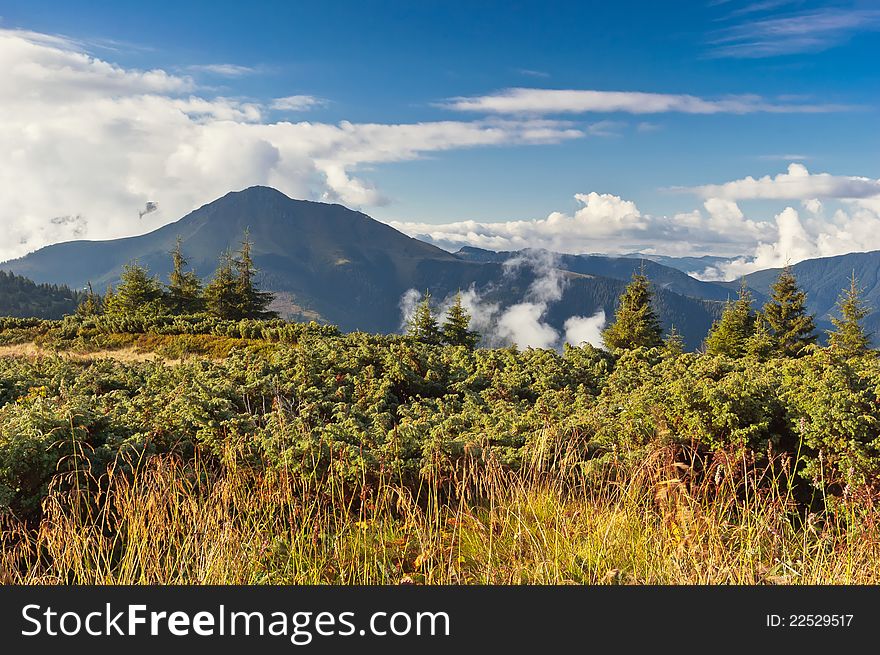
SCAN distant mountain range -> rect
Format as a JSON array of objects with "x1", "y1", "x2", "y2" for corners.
[{"x1": 2, "y1": 186, "x2": 878, "y2": 347}]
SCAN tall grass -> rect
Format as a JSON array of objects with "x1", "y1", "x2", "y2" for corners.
[{"x1": 2, "y1": 441, "x2": 879, "y2": 585}]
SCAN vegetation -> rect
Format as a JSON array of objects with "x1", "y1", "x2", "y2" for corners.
[
  {"x1": 760, "y1": 264, "x2": 817, "y2": 357},
  {"x1": 704, "y1": 282, "x2": 755, "y2": 357},
  {"x1": 601, "y1": 269, "x2": 663, "y2": 351},
  {"x1": 828, "y1": 273, "x2": 872, "y2": 358},
  {"x1": 1, "y1": 263, "x2": 879, "y2": 585},
  {"x1": 0, "y1": 271, "x2": 85, "y2": 319}
]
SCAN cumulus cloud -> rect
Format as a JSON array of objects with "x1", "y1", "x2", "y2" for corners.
[
  {"x1": 392, "y1": 191, "x2": 773, "y2": 257},
  {"x1": 681, "y1": 163, "x2": 880, "y2": 201},
  {"x1": 0, "y1": 28, "x2": 583, "y2": 262},
  {"x1": 442, "y1": 88, "x2": 851, "y2": 115},
  {"x1": 391, "y1": 163, "x2": 880, "y2": 282},
  {"x1": 700, "y1": 203, "x2": 880, "y2": 280}
]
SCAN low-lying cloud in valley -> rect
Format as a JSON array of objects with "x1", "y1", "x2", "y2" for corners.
[{"x1": 399, "y1": 251, "x2": 607, "y2": 350}]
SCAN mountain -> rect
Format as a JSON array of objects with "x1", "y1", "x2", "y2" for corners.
[
  {"x1": 0, "y1": 270, "x2": 85, "y2": 319},
  {"x1": 626, "y1": 253, "x2": 738, "y2": 277},
  {"x1": 742, "y1": 251, "x2": 880, "y2": 340},
  {"x1": 455, "y1": 247, "x2": 737, "y2": 302},
  {"x1": 3, "y1": 187, "x2": 724, "y2": 347}
]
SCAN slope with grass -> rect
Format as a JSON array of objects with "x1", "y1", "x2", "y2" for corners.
[{"x1": 1, "y1": 316, "x2": 879, "y2": 584}]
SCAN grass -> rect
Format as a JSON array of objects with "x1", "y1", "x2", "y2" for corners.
[{"x1": 3, "y1": 442, "x2": 878, "y2": 585}]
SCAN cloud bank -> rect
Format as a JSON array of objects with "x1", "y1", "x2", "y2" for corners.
[
  {"x1": 399, "y1": 252, "x2": 606, "y2": 350},
  {"x1": 392, "y1": 163, "x2": 880, "y2": 281},
  {"x1": 0, "y1": 28, "x2": 583, "y2": 262}
]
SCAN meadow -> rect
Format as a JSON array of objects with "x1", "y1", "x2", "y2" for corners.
[{"x1": 1, "y1": 314, "x2": 879, "y2": 584}]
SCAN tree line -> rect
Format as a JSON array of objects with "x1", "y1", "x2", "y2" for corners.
[
  {"x1": 78, "y1": 236, "x2": 872, "y2": 357},
  {"x1": 602, "y1": 264, "x2": 872, "y2": 358},
  {"x1": 79, "y1": 232, "x2": 278, "y2": 321}
]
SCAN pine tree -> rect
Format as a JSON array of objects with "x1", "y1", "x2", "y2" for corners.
[
  {"x1": 663, "y1": 324, "x2": 684, "y2": 356},
  {"x1": 828, "y1": 272, "x2": 872, "y2": 357},
  {"x1": 166, "y1": 237, "x2": 204, "y2": 314},
  {"x1": 441, "y1": 292, "x2": 479, "y2": 348},
  {"x1": 705, "y1": 281, "x2": 756, "y2": 357},
  {"x1": 106, "y1": 262, "x2": 165, "y2": 316},
  {"x1": 233, "y1": 231, "x2": 277, "y2": 319},
  {"x1": 203, "y1": 250, "x2": 241, "y2": 320},
  {"x1": 745, "y1": 314, "x2": 775, "y2": 360},
  {"x1": 601, "y1": 270, "x2": 663, "y2": 351},
  {"x1": 761, "y1": 265, "x2": 816, "y2": 357},
  {"x1": 76, "y1": 282, "x2": 103, "y2": 317},
  {"x1": 406, "y1": 290, "x2": 441, "y2": 344}
]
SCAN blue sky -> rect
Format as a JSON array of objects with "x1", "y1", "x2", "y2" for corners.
[{"x1": 1, "y1": 0, "x2": 879, "y2": 276}]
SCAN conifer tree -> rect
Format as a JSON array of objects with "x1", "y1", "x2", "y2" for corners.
[
  {"x1": 705, "y1": 281, "x2": 755, "y2": 357},
  {"x1": 601, "y1": 269, "x2": 663, "y2": 351},
  {"x1": 203, "y1": 250, "x2": 241, "y2": 319},
  {"x1": 406, "y1": 290, "x2": 441, "y2": 344},
  {"x1": 233, "y1": 231, "x2": 277, "y2": 319},
  {"x1": 166, "y1": 237, "x2": 204, "y2": 314},
  {"x1": 663, "y1": 324, "x2": 684, "y2": 356},
  {"x1": 76, "y1": 282, "x2": 103, "y2": 317},
  {"x1": 828, "y1": 272, "x2": 872, "y2": 357},
  {"x1": 106, "y1": 262, "x2": 165, "y2": 316},
  {"x1": 760, "y1": 265, "x2": 816, "y2": 357},
  {"x1": 441, "y1": 292, "x2": 479, "y2": 348},
  {"x1": 745, "y1": 314, "x2": 775, "y2": 360}
]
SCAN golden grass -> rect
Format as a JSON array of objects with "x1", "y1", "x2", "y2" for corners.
[
  {"x1": 0, "y1": 343, "x2": 166, "y2": 363},
  {"x1": 3, "y1": 444, "x2": 878, "y2": 585}
]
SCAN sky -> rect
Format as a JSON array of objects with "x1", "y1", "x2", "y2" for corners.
[{"x1": 1, "y1": 0, "x2": 879, "y2": 279}]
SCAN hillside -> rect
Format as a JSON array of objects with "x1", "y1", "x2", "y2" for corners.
[
  {"x1": 742, "y1": 251, "x2": 880, "y2": 339},
  {"x1": 455, "y1": 247, "x2": 738, "y2": 302},
  {"x1": 3, "y1": 187, "x2": 725, "y2": 348},
  {"x1": 0, "y1": 270, "x2": 84, "y2": 319}
]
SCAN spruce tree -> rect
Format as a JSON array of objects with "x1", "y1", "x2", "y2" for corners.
[
  {"x1": 441, "y1": 292, "x2": 479, "y2": 348},
  {"x1": 76, "y1": 282, "x2": 103, "y2": 317},
  {"x1": 601, "y1": 270, "x2": 663, "y2": 351},
  {"x1": 203, "y1": 250, "x2": 241, "y2": 319},
  {"x1": 760, "y1": 265, "x2": 816, "y2": 357},
  {"x1": 234, "y1": 231, "x2": 277, "y2": 319},
  {"x1": 828, "y1": 272, "x2": 872, "y2": 357},
  {"x1": 745, "y1": 314, "x2": 775, "y2": 360},
  {"x1": 106, "y1": 262, "x2": 165, "y2": 316},
  {"x1": 166, "y1": 237, "x2": 204, "y2": 314},
  {"x1": 406, "y1": 290, "x2": 441, "y2": 344},
  {"x1": 663, "y1": 324, "x2": 684, "y2": 356},
  {"x1": 704, "y1": 281, "x2": 755, "y2": 357}
]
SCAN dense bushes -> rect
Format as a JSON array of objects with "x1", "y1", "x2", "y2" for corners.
[{"x1": 1, "y1": 325, "x2": 878, "y2": 520}]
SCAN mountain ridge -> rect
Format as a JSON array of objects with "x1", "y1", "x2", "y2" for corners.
[{"x1": 10, "y1": 185, "x2": 856, "y2": 348}]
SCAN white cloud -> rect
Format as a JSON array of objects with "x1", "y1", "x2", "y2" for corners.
[
  {"x1": 681, "y1": 163, "x2": 880, "y2": 201},
  {"x1": 270, "y1": 95, "x2": 326, "y2": 111},
  {"x1": 564, "y1": 311, "x2": 606, "y2": 348},
  {"x1": 0, "y1": 28, "x2": 583, "y2": 262},
  {"x1": 442, "y1": 88, "x2": 851, "y2": 115},
  {"x1": 392, "y1": 191, "x2": 772, "y2": 257},
  {"x1": 185, "y1": 63, "x2": 256, "y2": 77},
  {"x1": 702, "y1": 203, "x2": 880, "y2": 280},
  {"x1": 709, "y1": 8, "x2": 880, "y2": 58},
  {"x1": 802, "y1": 198, "x2": 822, "y2": 214}
]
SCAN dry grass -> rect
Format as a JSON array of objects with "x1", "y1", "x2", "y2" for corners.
[
  {"x1": 3, "y1": 444, "x2": 878, "y2": 585},
  {"x1": 0, "y1": 343, "x2": 168, "y2": 363}
]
